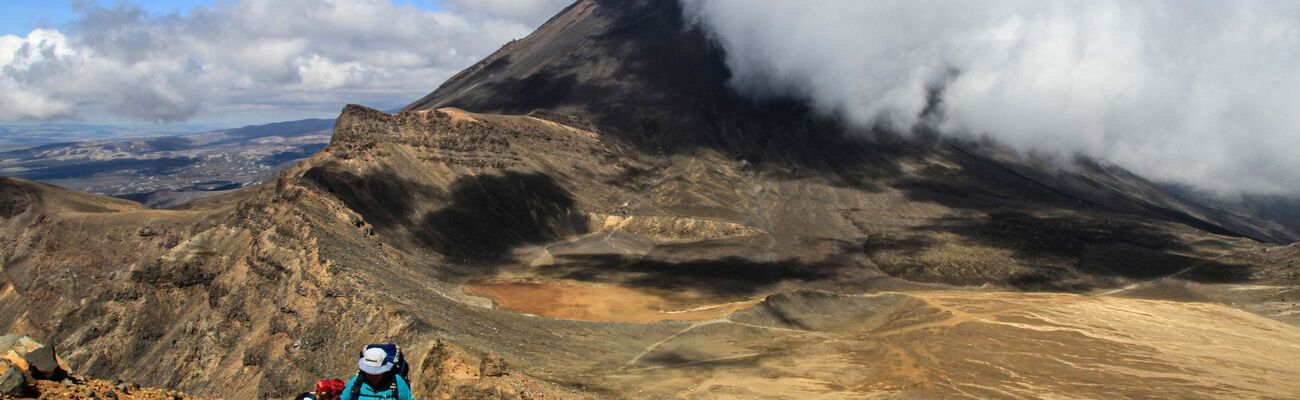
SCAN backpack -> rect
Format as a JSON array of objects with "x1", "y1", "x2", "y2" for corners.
[
  {"x1": 349, "y1": 343, "x2": 411, "y2": 399},
  {"x1": 346, "y1": 373, "x2": 412, "y2": 400},
  {"x1": 315, "y1": 378, "x2": 345, "y2": 400}
]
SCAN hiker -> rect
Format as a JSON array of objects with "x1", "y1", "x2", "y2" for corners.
[
  {"x1": 294, "y1": 378, "x2": 344, "y2": 400},
  {"x1": 340, "y1": 346, "x2": 413, "y2": 400}
]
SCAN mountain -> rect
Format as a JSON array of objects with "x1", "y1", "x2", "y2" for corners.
[
  {"x1": 0, "y1": 119, "x2": 332, "y2": 208},
  {"x1": 411, "y1": 0, "x2": 1297, "y2": 245},
  {"x1": 0, "y1": 0, "x2": 1297, "y2": 398}
]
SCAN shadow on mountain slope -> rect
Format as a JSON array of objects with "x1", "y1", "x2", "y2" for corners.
[
  {"x1": 303, "y1": 164, "x2": 587, "y2": 265},
  {"x1": 418, "y1": 172, "x2": 589, "y2": 264},
  {"x1": 861, "y1": 210, "x2": 1253, "y2": 290},
  {"x1": 533, "y1": 253, "x2": 856, "y2": 297},
  {"x1": 302, "y1": 163, "x2": 443, "y2": 229}
]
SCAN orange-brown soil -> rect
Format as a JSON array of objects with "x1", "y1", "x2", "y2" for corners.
[{"x1": 466, "y1": 281, "x2": 758, "y2": 322}]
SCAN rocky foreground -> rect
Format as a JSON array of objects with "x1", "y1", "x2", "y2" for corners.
[
  {"x1": 0, "y1": 332, "x2": 590, "y2": 400},
  {"x1": 0, "y1": 334, "x2": 211, "y2": 399}
]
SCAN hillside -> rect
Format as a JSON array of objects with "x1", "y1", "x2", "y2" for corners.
[{"x1": 0, "y1": 0, "x2": 1297, "y2": 398}]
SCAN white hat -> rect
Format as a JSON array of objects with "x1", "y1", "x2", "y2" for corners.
[{"x1": 358, "y1": 347, "x2": 393, "y2": 375}]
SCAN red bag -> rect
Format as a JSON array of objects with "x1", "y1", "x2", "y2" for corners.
[{"x1": 315, "y1": 378, "x2": 346, "y2": 400}]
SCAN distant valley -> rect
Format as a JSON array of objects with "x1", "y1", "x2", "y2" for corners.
[
  {"x1": 0, "y1": 119, "x2": 331, "y2": 207},
  {"x1": 0, "y1": 123, "x2": 218, "y2": 152}
]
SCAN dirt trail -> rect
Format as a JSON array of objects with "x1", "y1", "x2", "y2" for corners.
[{"x1": 1093, "y1": 250, "x2": 1230, "y2": 296}]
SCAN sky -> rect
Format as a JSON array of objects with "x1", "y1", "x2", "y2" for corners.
[
  {"x1": 683, "y1": 0, "x2": 1300, "y2": 196},
  {"x1": 0, "y1": 0, "x2": 455, "y2": 35},
  {"x1": 0, "y1": 0, "x2": 571, "y2": 126},
  {"x1": 0, "y1": 1, "x2": 216, "y2": 35}
]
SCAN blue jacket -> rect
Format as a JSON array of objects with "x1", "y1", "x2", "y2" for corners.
[{"x1": 339, "y1": 374, "x2": 413, "y2": 400}]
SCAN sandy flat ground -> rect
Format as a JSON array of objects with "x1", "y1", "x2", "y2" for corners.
[{"x1": 470, "y1": 279, "x2": 1300, "y2": 399}]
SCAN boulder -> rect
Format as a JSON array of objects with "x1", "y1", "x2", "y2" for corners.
[
  {"x1": 479, "y1": 353, "x2": 508, "y2": 377},
  {"x1": 0, "y1": 334, "x2": 42, "y2": 356},
  {"x1": 24, "y1": 346, "x2": 65, "y2": 380},
  {"x1": 0, "y1": 359, "x2": 28, "y2": 397}
]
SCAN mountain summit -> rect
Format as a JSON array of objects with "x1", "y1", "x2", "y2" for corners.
[
  {"x1": 410, "y1": 0, "x2": 1297, "y2": 244},
  {"x1": 0, "y1": 1, "x2": 1297, "y2": 398}
]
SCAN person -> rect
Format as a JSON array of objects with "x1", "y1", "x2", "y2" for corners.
[{"x1": 340, "y1": 347, "x2": 413, "y2": 400}]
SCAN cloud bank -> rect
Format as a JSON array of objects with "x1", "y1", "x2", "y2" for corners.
[
  {"x1": 681, "y1": 0, "x2": 1300, "y2": 195},
  {"x1": 0, "y1": 0, "x2": 571, "y2": 124}
]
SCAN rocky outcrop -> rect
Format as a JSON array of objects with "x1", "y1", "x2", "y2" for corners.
[
  {"x1": 415, "y1": 340, "x2": 592, "y2": 400},
  {"x1": 589, "y1": 213, "x2": 763, "y2": 240},
  {"x1": 0, "y1": 334, "x2": 69, "y2": 397},
  {"x1": 330, "y1": 105, "x2": 531, "y2": 169},
  {"x1": 0, "y1": 334, "x2": 209, "y2": 399}
]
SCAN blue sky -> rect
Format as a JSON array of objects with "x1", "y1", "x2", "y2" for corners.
[
  {"x1": 0, "y1": 0, "x2": 441, "y2": 36},
  {"x1": 1, "y1": 1, "x2": 209, "y2": 35}
]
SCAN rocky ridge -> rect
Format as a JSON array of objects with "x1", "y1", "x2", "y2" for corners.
[{"x1": 0, "y1": 106, "x2": 641, "y2": 398}]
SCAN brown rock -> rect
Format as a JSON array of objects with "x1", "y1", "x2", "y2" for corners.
[{"x1": 479, "y1": 353, "x2": 508, "y2": 377}]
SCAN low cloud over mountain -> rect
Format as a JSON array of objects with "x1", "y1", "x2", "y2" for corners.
[{"x1": 682, "y1": 0, "x2": 1300, "y2": 195}]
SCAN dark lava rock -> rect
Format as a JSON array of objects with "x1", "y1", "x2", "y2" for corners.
[{"x1": 24, "y1": 346, "x2": 64, "y2": 379}]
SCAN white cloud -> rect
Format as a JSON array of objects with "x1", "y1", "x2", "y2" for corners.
[
  {"x1": 0, "y1": 0, "x2": 571, "y2": 123},
  {"x1": 0, "y1": 79, "x2": 74, "y2": 121},
  {"x1": 0, "y1": 29, "x2": 78, "y2": 120},
  {"x1": 296, "y1": 55, "x2": 366, "y2": 91},
  {"x1": 447, "y1": 0, "x2": 575, "y2": 27},
  {"x1": 682, "y1": 0, "x2": 1300, "y2": 195}
]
